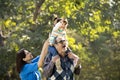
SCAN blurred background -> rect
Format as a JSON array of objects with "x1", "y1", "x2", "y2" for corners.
[{"x1": 0, "y1": 0, "x2": 120, "y2": 80}]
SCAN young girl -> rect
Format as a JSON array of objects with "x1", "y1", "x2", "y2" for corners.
[{"x1": 49, "y1": 18, "x2": 68, "y2": 46}]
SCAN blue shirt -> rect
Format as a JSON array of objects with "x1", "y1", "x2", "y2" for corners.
[
  {"x1": 20, "y1": 56, "x2": 41, "y2": 80},
  {"x1": 48, "y1": 46, "x2": 58, "y2": 56}
]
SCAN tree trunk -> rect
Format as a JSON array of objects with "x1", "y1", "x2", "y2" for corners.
[
  {"x1": 0, "y1": 31, "x2": 5, "y2": 47},
  {"x1": 33, "y1": 0, "x2": 45, "y2": 22}
]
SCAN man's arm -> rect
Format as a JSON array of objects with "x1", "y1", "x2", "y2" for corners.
[
  {"x1": 74, "y1": 64, "x2": 81, "y2": 75},
  {"x1": 67, "y1": 51, "x2": 81, "y2": 75},
  {"x1": 74, "y1": 57, "x2": 81, "y2": 75},
  {"x1": 68, "y1": 52, "x2": 79, "y2": 67},
  {"x1": 43, "y1": 53, "x2": 54, "y2": 78},
  {"x1": 43, "y1": 54, "x2": 59, "y2": 78}
]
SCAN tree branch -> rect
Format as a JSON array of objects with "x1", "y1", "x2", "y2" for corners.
[
  {"x1": 0, "y1": 30, "x2": 6, "y2": 47},
  {"x1": 33, "y1": 0, "x2": 45, "y2": 22}
]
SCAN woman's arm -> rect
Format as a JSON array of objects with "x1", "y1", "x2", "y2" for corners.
[{"x1": 38, "y1": 39, "x2": 49, "y2": 68}]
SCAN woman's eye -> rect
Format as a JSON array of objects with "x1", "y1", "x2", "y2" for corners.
[{"x1": 26, "y1": 52, "x2": 29, "y2": 54}]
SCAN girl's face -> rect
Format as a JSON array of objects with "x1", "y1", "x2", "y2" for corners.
[
  {"x1": 59, "y1": 20, "x2": 67, "y2": 29},
  {"x1": 54, "y1": 18, "x2": 68, "y2": 29},
  {"x1": 60, "y1": 20, "x2": 66, "y2": 28},
  {"x1": 23, "y1": 50, "x2": 33, "y2": 63}
]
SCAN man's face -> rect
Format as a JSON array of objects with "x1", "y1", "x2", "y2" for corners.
[{"x1": 55, "y1": 37, "x2": 68, "y2": 56}]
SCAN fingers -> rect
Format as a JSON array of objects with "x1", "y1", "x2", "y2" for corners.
[
  {"x1": 52, "y1": 55, "x2": 60, "y2": 63},
  {"x1": 75, "y1": 58, "x2": 81, "y2": 68}
]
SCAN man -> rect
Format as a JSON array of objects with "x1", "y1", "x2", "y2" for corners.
[{"x1": 43, "y1": 37, "x2": 81, "y2": 80}]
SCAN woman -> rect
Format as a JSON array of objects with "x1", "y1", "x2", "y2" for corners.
[{"x1": 16, "y1": 39, "x2": 49, "y2": 80}]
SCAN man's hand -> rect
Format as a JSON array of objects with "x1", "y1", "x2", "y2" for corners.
[
  {"x1": 55, "y1": 58, "x2": 62, "y2": 70},
  {"x1": 74, "y1": 58, "x2": 81, "y2": 68},
  {"x1": 68, "y1": 52, "x2": 80, "y2": 67},
  {"x1": 51, "y1": 55, "x2": 60, "y2": 63},
  {"x1": 51, "y1": 55, "x2": 62, "y2": 71}
]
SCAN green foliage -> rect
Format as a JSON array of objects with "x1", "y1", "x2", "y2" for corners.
[{"x1": 0, "y1": 0, "x2": 120, "y2": 80}]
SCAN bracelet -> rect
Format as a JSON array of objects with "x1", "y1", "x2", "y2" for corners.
[{"x1": 39, "y1": 67, "x2": 43, "y2": 72}]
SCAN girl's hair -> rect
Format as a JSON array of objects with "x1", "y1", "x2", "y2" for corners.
[
  {"x1": 16, "y1": 49, "x2": 26, "y2": 73},
  {"x1": 62, "y1": 18, "x2": 68, "y2": 25},
  {"x1": 54, "y1": 17, "x2": 68, "y2": 26},
  {"x1": 54, "y1": 17, "x2": 62, "y2": 25}
]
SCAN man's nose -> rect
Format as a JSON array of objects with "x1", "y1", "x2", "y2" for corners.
[{"x1": 63, "y1": 41, "x2": 67, "y2": 45}]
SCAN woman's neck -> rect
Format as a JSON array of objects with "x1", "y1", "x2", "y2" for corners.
[{"x1": 26, "y1": 60, "x2": 31, "y2": 63}]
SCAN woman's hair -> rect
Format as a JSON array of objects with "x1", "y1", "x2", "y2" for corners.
[{"x1": 16, "y1": 49, "x2": 26, "y2": 73}]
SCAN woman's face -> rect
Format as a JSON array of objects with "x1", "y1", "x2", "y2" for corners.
[{"x1": 23, "y1": 50, "x2": 33, "y2": 63}]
